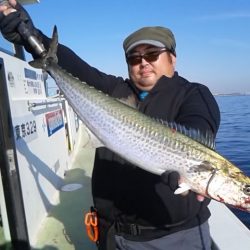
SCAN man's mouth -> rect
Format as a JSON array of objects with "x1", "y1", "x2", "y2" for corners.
[{"x1": 140, "y1": 70, "x2": 153, "y2": 77}]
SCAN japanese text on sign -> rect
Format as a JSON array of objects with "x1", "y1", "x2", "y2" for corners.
[{"x1": 13, "y1": 116, "x2": 38, "y2": 143}]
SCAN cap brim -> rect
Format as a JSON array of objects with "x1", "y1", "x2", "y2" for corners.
[{"x1": 126, "y1": 40, "x2": 165, "y2": 54}]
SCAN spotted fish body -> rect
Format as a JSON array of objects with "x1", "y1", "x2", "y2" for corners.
[{"x1": 31, "y1": 27, "x2": 250, "y2": 212}]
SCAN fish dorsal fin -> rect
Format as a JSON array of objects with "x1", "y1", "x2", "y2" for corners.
[{"x1": 158, "y1": 120, "x2": 216, "y2": 150}]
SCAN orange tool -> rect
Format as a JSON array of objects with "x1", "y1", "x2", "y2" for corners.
[{"x1": 84, "y1": 210, "x2": 99, "y2": 242}]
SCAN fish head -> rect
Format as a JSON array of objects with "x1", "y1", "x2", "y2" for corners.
[{"x1": 207, "y1": 169, "x2": 250, "y2": 212}]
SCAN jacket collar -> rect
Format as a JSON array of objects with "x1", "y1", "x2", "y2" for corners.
[
  {"x1": 127, "y1": 71, "x2": 180, "y2": 100},
  {"x1": 149, "y1": 71, "x2": 179, "y2": 94}
]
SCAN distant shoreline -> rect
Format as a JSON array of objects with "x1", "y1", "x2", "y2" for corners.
[{"x1": 213, "y1": 93, "x2": 250, "y2": 96}]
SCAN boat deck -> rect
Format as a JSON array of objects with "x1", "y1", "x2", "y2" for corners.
[{"x1": 33, "y1": 127, "x2": 97, "y2": 250}]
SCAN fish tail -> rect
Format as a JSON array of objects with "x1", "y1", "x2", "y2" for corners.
[{"x1": 29, "y1": 25, "x2": 58, "y2": 69}]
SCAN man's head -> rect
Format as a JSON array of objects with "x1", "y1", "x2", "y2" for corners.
[{"x1": 123, "y1": 26, "x2": 176, "y2": 91}]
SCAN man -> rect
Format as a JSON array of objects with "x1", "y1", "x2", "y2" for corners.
[{"x1": 0, "y1": 1, "x2": 220, "y2": 249}]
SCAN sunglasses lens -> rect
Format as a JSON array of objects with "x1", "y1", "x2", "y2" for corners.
[
  {"x1": 127, "y1": 49, "x2": 166, "y2": 66},
  {"x1": 143, "y1": 52, "x2": 160, "y2": 62},
  {"x1": 127, "y1": 56, "x2": 142, "y2": 66}
]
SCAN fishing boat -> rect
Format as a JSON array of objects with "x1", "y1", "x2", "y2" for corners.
[{"x1": 0, "y1": 1, "x2": 250, "y2": 249}]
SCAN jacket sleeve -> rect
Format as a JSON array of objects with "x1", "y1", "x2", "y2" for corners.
[
  {"x1": 39, "y1": 32, "x2": 126, "y2": 96},
  {"x1": 176, "y1": 84, "x2": 220, "y2": 135}
]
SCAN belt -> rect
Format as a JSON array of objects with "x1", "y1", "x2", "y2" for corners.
[
  {"x1": 115, "y1": 222, "x2": 158, "y2": 236},
  {"x1": 115, "y1": 218, "x2": 191, "y2": 237}
]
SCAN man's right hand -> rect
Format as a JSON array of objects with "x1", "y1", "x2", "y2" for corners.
[{"x1": 0, "y1": 0, "x2": 39, "y2": 47}]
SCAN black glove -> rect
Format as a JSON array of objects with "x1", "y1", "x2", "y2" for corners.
[
  {"x1": 0, "y1": 2, "x2": 41, "y2": 52},
  {"x1": 161, "y1": 170, "x2": 180, "y2": 191}
]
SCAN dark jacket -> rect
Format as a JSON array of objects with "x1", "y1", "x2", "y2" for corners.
[{"x1": 41, "y1": 36, "x2": 220, "y2": 244}]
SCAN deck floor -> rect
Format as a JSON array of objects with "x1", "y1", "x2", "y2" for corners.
[{"x1": 33, "y1": 127, "x2": 97, "y2": 250}]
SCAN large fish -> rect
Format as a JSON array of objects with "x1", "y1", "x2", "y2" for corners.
[{"x1": 31, "y1": 26, "x2": 250, "y2": 212}]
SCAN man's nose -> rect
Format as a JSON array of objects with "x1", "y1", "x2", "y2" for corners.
[{"x1": 141, "y1": 57, "x2": 149, "y2": 66}]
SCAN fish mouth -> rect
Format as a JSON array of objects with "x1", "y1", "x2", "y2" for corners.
[
  {"x1": 233, "y1": 197, "x2": 250, "y2": 212},
  {"x1": 244, "y1": 197, "x2": 250, "y2": 205}
]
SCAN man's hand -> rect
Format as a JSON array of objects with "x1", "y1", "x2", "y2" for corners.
[
  {"x1": 0, "y1": 0, "x2": 17, "y2": 15},
  {"x1": 0, "y1": 0, "x2": 39, "y2": 46},
  {"x1": 161, "y1": 171, "x2": 180, "y2": 191},
  {"x1": 161, "y1": 170, "x2": 205, "y2": 202}
]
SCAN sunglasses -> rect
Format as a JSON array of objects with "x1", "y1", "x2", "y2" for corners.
[{"x1": 126, "y1": 48, "x2": 167, "y2": 66}]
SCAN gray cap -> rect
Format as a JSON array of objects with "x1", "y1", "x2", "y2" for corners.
[{"x1": 123, "y1": 26, "x2": 176, "y2": 56}]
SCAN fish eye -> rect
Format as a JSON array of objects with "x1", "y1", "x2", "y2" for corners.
[{"x1": 243, "y1": 185, "x2": 250, "y2": 195}]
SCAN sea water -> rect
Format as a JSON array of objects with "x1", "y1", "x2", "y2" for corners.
[{"x1": 215, "y1": 95, "x2": 250, "y2": 229}]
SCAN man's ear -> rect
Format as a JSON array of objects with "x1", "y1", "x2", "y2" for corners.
[{"x1": 170, "y1": 53, "x2": 176, "y2": 67}]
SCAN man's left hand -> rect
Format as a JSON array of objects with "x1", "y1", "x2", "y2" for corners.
[{"x1": 161, "y1": 170, "x2": 205, "y2": 202}]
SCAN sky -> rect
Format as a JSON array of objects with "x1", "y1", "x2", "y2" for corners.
[{"x1": 1, "y1": 0, "x2": 250, "y2": 94}]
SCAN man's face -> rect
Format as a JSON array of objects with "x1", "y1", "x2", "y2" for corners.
[{"x1": 127, "y1": 45, "x2": 176, "y2": 91}]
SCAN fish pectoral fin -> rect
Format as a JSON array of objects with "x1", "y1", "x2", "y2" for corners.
[{"x1": 174, "y1": 183, "x2": 191, "y2": 195}]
